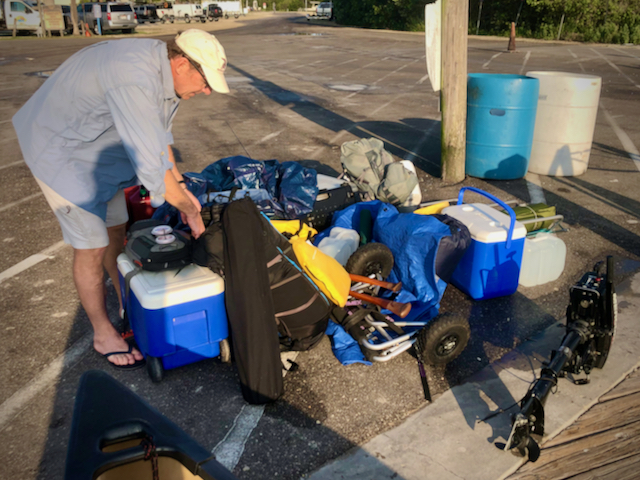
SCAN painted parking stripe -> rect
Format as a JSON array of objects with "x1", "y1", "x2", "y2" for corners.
[
  {"x1": 482, "y1": 52, "x2": 503, "y2": 69},
  {"x1": 602, "y1": 105, "x2": 640, "y2": 172},
  {"x1": 590, "y1": 48, "x2": 640, "y2": 89},
  {"x1": 0, "y1": 334, "x2": 92, "y2": 430},
  {"x1": 519, "y1": 51, "x2": 531, "y2": 75},
  {"x1": 0, "y1": 192, "x2": 43, "y2": 213},
  {"x1": 212, "y1": 351, "x2": 299, "y2": 471},
  {"x1": 0, "y1": 160, "x2": 25, "y2": 170},
  {"x1": 525, "y1": 173, "x2": 547, "y2": 204},
  {"x1": 0, "y1": 240, "x2": 66, "y2": 285}
]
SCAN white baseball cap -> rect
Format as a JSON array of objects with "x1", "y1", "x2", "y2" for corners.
[{"x1": 175, "y1": 29, "x2": 230, "y2": 94}]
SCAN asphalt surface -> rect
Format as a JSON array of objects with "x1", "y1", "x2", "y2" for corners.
[{"x1": 1, "y1": 13, "x2": 639, "y2": 480}]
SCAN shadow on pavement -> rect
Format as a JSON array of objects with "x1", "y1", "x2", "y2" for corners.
[
  {"x1": 229, "y1": 64, "x2": 442, "y2": 178},
  {"x1": 33, "y1": 291, "x2": 401, "y2": 480}
]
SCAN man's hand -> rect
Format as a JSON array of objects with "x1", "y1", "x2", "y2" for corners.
[{"x1": 184, "y1": 211, "x2": 205, "y2": 239}]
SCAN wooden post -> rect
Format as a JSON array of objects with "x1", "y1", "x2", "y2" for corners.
[
  {"x1": 12, "y1": 17, "x2": 17, "y2": 37},
  {"x1": 440, "y1": 0, "x2": 469, "y2": 184}
]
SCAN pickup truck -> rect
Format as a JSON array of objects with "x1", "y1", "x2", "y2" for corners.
[
  {"x1": 306, "y1": 1, "x2": 332, "y2": 21},
  {"x1": 0, "y1": 0, "x2": 70, "y2": 34},
  {"x1": 156, "y1": 3, "x2": 206, "y2": 23}
]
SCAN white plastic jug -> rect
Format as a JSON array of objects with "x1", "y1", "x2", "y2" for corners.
[
  {"x1": 519, "y1": 233, "x2": 566, "y2": 287},
  {"x1": 317, "y1": 227, "x2": 360, "y2": 266}
]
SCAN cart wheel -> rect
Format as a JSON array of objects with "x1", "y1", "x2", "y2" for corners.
[
  {"x1": 418, "y1": 313, "x2": 470, "y2": 365},
  {"x1": 346, "y1": 243, "x2": 394, "y2": 279},
  {"x1": 219, "y1": 338, "x2": 231, "y2": 364},
  {"x1": 147, "y1": 356, "x2": 164, "y2": 383}
]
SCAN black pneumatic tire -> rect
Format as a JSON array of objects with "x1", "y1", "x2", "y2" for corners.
[
  {"x1": 147, "y1": 355, "x2": 164, "y2": 382},
  {"x1": 184, "y1": 14, "x2": 190, "y2": 23},
  {"x1": 418, "y1": 313, "x2": 470, "y2": 365},
  {"x1": 346, "y1": 243, "x2": 394, "y2": 279}
]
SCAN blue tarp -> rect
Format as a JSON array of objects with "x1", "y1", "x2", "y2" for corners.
[
  {"x1": 318, "y1": 200, "x2": 451, "y2": 322},
  {"x1": 152, "y1": 156, "x2": 318, "y2": 228},
  {"x1": 325, "y1": 320, "x2": 371, "y2": 366}
]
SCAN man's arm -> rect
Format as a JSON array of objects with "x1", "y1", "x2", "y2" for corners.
[
  {"x1": 163, "y1": 169, "x2": 205, "y2": 239},
  {"x1": 166, "y1": 145, "x2": 202, "y2": 210}
]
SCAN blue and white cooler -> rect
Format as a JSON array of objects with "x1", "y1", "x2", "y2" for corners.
[
  {"x1": 117, "y1": 253, "x2": 228, "y2": 380},
  {"x1": 442, "y1": 187, "x2": 527, "y2": 300}
]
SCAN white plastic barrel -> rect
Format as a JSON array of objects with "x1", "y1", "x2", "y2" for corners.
[{"x1": 526, "y1": 72, "x2": 602, "y2": 176}]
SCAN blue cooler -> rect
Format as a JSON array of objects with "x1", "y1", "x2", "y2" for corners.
[
  {"x1": 117, "y1": 254, "x2": 228, "y2": 374},
  {"x1": 442, "y1": 187, "x2": 527, "y2": 300}
]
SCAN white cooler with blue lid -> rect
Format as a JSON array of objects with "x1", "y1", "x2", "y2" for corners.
[
  {"x1": 117, "y1": 253, "x2": 228, "y2": 371},
  {"x1": 442, "y1": 187, "x2": 527, "y2": 300}
]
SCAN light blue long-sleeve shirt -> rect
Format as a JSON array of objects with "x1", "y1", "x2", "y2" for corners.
[{"x1": 13, "y1": 39, "x2": 179, "y2": 220}]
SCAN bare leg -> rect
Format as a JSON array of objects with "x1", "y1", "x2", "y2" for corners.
[
  {"x1": 73, "y1": 246, "x2": 143, "y2": 366},
  {"x1": 104, "y1": 223, "x2": 127, "y2": 313}
]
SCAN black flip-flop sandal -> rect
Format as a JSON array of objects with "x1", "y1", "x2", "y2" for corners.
[{"x1": 103, "y1": 343, "x2": 146, "y2": 370}]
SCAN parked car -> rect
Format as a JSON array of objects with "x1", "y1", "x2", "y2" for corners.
[
  {"x1": 206, "y1": 3, "x2": 222, "y2": 21},
  {"x1": 133, "y1": 4, "x2": 159, "y2": 23},
  {"x1": 77, "y1": 2, "x2": 138, "y2": 34},
  {"x1": 316, "y1": 1, "x2": 332, "y2": 19}
]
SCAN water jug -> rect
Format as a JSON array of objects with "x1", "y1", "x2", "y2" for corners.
[{"x1": 519, "y1": 233, "x2": 566, "y2": 287}]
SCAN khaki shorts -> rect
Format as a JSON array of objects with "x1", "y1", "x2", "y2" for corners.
[{"x1": 36, "y1": 178, "x2": 129, "y2": 250}]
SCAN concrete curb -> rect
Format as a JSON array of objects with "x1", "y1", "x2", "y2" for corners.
[{"x1": 308, "y1": 271, "x2": 640, "y2": 480}]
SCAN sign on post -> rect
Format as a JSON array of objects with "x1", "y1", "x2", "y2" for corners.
[{"x1": 42, "y1": 5, "x2": 65, "y2": 31}]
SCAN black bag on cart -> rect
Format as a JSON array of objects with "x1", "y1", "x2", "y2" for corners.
[
  {"x1": 223, "y1": 199, "x2": 284, "y2": 404},
  {"x1": 260, "y1": 215, "x2": 333, "y2": 351},
  {"x1": 305, "y1": 184, "x2": 361, "y2": 232}
]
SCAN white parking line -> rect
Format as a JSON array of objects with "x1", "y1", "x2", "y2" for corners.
[
  {"x1": 0, "y1": 333, "x2": 92, "y2": 430},
  {"x1": 611, "y1": 47, "x2": 640, "y2": 62},
  {"x1": 212, "y1": 351, "x2": 299, "y2": 471},
  {"x1": 590, "y1": 48, "x2": 640, "y2": 89},
  {"x1": 341, "y1": 57, "x2": 389, "y2": 78},
  {"x1": 525, "y1": 173, "x2": 547, "y2": 204},
  {"x1": 0, "y1": 240, "x2": 66, "y2": 285},
  {"x1": 519, "y1": 51, "x2": 531, "y2": 75},
  {"x1": 0, "y1": 192, "x2": 43, "y2": 213},
  {"x1": 0, "y1": 160, "x2": 25, "y2": 170},
  {"x1": 417, "y1": 74, "x2": 429, "y2": 85},
  {"x1": 602, "y1": 105, "x2": 640, "y2": 172},
  {"x1": 346, "y1": 59, "x2": 419, "y2": 99},
  {"x1": 482, "y1": 52, "x2": 503, "y2": 69}
]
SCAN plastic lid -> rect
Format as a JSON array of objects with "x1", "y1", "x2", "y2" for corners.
[
  {"x1": 116, "y1": 254, "x2": 224, "y2": 309},
  {"x1": 442, "y1": 203, "x2": 527, "y2": 243}
]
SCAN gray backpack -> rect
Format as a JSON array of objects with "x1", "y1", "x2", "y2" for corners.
[{"x1": 340, "y1": 138, "x2": 418, "y2": 206}]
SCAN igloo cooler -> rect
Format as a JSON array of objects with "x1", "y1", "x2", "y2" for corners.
[
  {"x1": 442, "y1": 187, "x2": 527, "y2": 300},
  {"x1": 117, "y1": 254, "x2": 228, "y2": 380}
]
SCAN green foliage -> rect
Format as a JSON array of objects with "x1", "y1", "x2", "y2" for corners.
[
  {"x1": 469, "y1": 0, "x2": 640, "y2": 44},
  {"x1": 334, "y1": 0, "x2": 424, "y2": 31},
  {"x1": 333, "y1": 0, "x2": 640, "y2": 43}
]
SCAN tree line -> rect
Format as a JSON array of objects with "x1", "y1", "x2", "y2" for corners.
[{"x1": 288, "y1": 0, "x2": 640, "y2": 44}]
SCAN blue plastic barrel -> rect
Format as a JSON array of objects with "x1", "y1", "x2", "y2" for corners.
[{"x1": 466, "y1": 74, "x2": 540, "y2": 180}]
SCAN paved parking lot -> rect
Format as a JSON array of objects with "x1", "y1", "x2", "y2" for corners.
[{"x1": 1, "y1": 13, "x2": 639, "y2": 479}]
